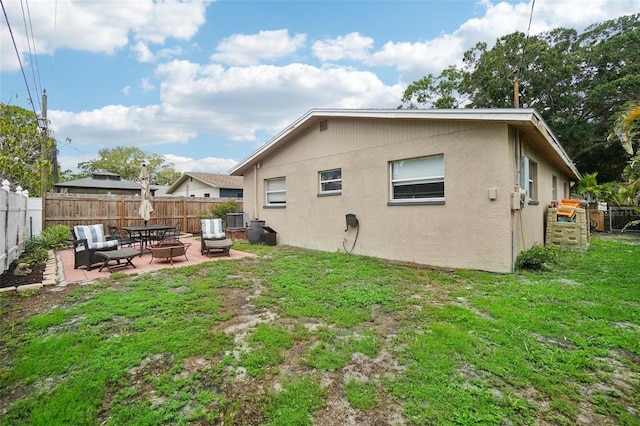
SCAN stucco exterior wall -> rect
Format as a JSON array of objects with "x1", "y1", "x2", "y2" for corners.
[
  {"x1": 515, "y1": 140, "x2": 573, "y2": 253},
  {"x1": 244, "y1": 118, "x2": 537, "y2": 272}
]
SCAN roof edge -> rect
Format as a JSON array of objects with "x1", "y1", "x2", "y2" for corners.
[{"x1": 229, "y1": 108, "x2": 580, "y2": 179}]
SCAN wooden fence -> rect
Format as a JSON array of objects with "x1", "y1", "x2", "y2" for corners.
[{"x1": 44, "y1": 193, "x2": 244, "y2": 235}]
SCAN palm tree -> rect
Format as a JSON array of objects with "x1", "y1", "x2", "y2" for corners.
[
  {"x1": 610, "y1": 104, "x2": 640, "y2": 230},
  {"x1": 611, "y1": 104, "x2": 640, "y2": 156}
]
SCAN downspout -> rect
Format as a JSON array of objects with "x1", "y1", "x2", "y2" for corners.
[
  {"x1": 254, "y1": 165, "x2": 258, "y2": 219},
  {"x1": 511, "y1": 128, "x2": 521, "y2": 272}
]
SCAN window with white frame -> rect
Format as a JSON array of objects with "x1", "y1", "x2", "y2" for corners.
[
  {"x1": 390, "y1": 155, "x2": 444, "y2": 202},
  {"x1": 520, "y1": 156, "x2": 538, "y2": 203},
  {"x1": 265, "y1": 177, "x2": 286, "y2": 206},
  {"x1": 319, "y1": 169, "x2": 342, "y2": 195}
]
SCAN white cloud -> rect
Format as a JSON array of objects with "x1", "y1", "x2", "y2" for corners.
[
  {"x1": 131, "y1": 41, "x2": 155, "y2": 63},
  {"x1": 312, "y1": 32, "x2": 374, "y2": 62},
  {"x1": 0, "y1": 0, "x2": 209, "y2": 71},
  {"x1": 210, "y1": 29, "x2": 307, "y2": 65},
  {"x1": 155, "y1": 60, "x2": 403, "y2": 140},
  {"x1": 132, "y1": 0, "x2": 209, "y2": 44},
  {"x1": 122, "y1": 86, "x2": 131, "y2": 95},
  {"x1": 164, "y1": 154, "x2": 238, "y2": 174},
  {"x1": 131, "y1": 41, "x2": 183, "y2": 63},
  {"x1": 363, "y1": 0, "x2": 640, "y2": 82},
  {"x1": 140, "y1": 79, "x2": 155, "y2": 93},
  {"x1": 47, "y1": 59, "x2": 402, "y2": 162},
  {"x1": 49, "y1": 105, "x2": 197, "y2": 148}
]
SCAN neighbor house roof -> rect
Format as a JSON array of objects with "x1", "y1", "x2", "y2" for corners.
[
  {"x1": 53, "y1": 171, "x2": 158, "y2": 193},
  {"x1": 166, "y1": 172, "x2": 243, "y2": 194},
  {"x1": 228, "y1": 108, "x2": 581, "y2": 180}
]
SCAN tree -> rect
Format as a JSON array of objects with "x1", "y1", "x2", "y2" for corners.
[
  {"x1": 400, "y1": 13, "x2": 640, "y2": 182},
  {"x1": 0, "y1": 103, "x2": 56, "y2": 196},
  {"x1": 400, "y1": 67, "x2": 465, "y2": 109},
  {"x1": 77, "y1": 146, "x2": 181, "y2": 186}
]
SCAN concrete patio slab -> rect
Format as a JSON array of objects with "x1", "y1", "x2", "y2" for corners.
[{"x1": 59, "y1": 236, "x2": 255, "y2": 285}]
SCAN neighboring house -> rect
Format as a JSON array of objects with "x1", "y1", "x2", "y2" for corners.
[
  {"x1": 166, "y1": 172, "x2": 243, "y2": 198},
  {"x1": 53, "y1": 171, "x2": 157, "y2": 196},
  {"x1": 229, "y1": 108, "x2": 581, "y2": 273}
]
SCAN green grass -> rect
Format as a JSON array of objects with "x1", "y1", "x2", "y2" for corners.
[{"x1": 1, "y1": 235, "x2": 639, "y2": 425}]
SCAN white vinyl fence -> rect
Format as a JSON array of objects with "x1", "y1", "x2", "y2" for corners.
[{"x1": 1, "y1": 180, "x2": 29, "y2": 276}]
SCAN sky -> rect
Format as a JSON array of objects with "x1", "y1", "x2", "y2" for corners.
[{"x1": 2, "y1": 0, "x2": 639, "y2": 176}]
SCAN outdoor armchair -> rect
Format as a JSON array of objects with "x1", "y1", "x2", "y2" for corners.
[
  {"x1": 72, "y1": 224, "x2": 120, "y2": 271},
  {"x1": 200, "y1": 218, "x2": 231, "y2": 255}
]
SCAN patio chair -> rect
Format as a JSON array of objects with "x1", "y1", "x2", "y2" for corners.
[
  {"x1": 200, "y1": 218, "x2": 232, "y2": 256},
  {"x1": 161, "y1": 220, "x2": 182, "y2": 242},
  {"x1": 107, "y1": 225, "x2": 137, "y2": 248},
  {"x1": 72, "y1": 224, "x2": 120, "y2": 271}
]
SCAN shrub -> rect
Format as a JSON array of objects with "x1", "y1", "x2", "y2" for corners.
[
  {"x1": 198, "y1": 200, "x2": 238, "y2": 222},
  {"x1": 22, "y1": 237, "x2": 49, "y2": 264},
  {"x1": 38, "y1": 225, "x2": 72, "y2": 249},
  {"x1": 19, "y1": 225, "x2": 71, "y2": 265},
  {"x1": 516, "y1": 244, "x2": 560, "y2": 271}
]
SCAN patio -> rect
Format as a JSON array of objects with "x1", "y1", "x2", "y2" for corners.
[{"x1": 59, "y1": 235, "x2": 255, "y2": 284}]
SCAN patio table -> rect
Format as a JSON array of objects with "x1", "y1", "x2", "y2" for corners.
[{"x1": 122, "y1": 225, "x2": 175, "y2": 255}]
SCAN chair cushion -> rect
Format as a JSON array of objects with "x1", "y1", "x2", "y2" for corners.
[
  {"x1": 74, "y1": 224, "x2": 120, "y2": 251},
  {"x1": 201, "y1": 219, "x2": 225, "y2": 239}
]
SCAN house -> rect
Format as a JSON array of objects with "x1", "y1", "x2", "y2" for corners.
[
  {"x1": 53, "y1": 171, "x2": 157, "y2": 196},
  {"x1": 166, "y1": 172, "x2": 243, "y2": 198},
  {"x1": 229, "y1": 108, "x2": 581, "y2": 273}
]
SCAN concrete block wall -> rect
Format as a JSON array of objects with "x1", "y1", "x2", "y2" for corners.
[{"x1": 545, "y1": 208, "x2": 589, "y2": 252}]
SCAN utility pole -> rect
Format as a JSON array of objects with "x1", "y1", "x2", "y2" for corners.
[
  {"x1": 513, "y1": 76, "x2": 520, "y2": 108},
  {"x1": 40, "y1": 89, "x2": 48, "y2": 195},
  {"x1": 40, "y1": 89, "x2": 48, "y2": 229}
]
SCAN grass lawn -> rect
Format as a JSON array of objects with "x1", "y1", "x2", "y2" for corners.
[{"x1": 1, "y1": 235, "x2": 639, "y2": 425}]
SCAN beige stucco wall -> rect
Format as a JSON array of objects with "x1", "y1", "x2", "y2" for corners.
[
  {"x1": 242, "y1": 118, "x2": 568, "y2": 273},
  {"x1": 514, "y1": 140, "x2": 573, "y2": 255}
]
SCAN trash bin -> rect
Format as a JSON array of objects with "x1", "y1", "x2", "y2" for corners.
[
  {"x1": 262, "y1": 226, "x2": 277, "y2": 246},
  {"x1": 248, "y1": 220, "x2": 266, "y2": 244}
]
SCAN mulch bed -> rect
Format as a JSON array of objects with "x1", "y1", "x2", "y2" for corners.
[{"x1": 0, "y1": 262, "x2": 46, "y2": 288}]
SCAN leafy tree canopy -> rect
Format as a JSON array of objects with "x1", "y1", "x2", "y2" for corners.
[
  {"x1": 76, "y1": 146, "x2": 181, "y2": 186},
  {"x1": 400, "y1": 13, "x2": 640, "y2": 182},
  {"x1": 0, "y1": 103, "x2": 56, "y2": 196}
]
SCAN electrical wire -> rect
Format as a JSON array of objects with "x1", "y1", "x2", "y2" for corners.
[
  {"x1": 20, "y1": 0, "x2": 41, "y2": 111},
  {"x1": 517, "y1": 0, "x2": 536, "y2": 74},
  {"x1": 1, "y1": 0, "x2": 38, "y2": 117},
  {"x1": 342, "y1": 224, "x2": 359, "y2": 255},
  {"x1": 24, "y1": 0, "x2": 43, "y2": 103}
]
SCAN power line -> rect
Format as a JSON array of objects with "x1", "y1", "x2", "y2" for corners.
[
  {"x1": 513, "y1": 0, "x2": 536, "y2": 108},
  {"x1": 25, "y1": 0, "x2": 43, "y2": 104},
  {"x1": 20, "y1": 0, "x2": 42, "y2": 111},
  {"x1": 518, "y1": 0, "x2": 536, "y2": 75},
  {"x1": 0, "y1": 0, "x2": 38, "y2": 118}
]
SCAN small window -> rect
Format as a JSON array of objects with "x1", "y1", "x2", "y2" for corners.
[
  {"x1": 204, "y1": 193, "x2": 210, "y2": 198},
  {"x1": 266, "y1": 177, "x2": 286, "y2": 206},
  {"x1": 552, "y1": 175, "x2": 557, "y2": 201},
  {"x1": 390, "y1": 155, "x2": 444, "y2": 202},
  {"x1": 319, "y1": 120, "x2": 328, "y2": 131},
  {"x1": 319, "y1": 169, "x2": 342, "y2": 195},
  {"x1": 520, "y1": 156, "x2": 538, "y2": 203}
]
